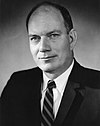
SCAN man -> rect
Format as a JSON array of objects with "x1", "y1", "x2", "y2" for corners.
[{"x1": 1, "y1": 1, "x2": 100, "y2": 126}]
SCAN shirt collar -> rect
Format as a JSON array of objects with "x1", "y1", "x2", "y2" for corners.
[{"x1": 42, "y1": 60, "x2": 74, "y2": 95}]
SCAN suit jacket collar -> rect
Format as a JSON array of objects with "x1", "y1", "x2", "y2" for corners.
[{"x1": 68, "y1": 59, "x2": 86, "y2": 85}]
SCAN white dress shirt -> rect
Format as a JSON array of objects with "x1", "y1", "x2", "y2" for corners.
[{"x1": 41, "y1": 60, "x2": 74, "y2": 117}]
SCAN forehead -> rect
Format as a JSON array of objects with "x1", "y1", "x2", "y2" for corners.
[{"x1": 28, "y1": 6, "x2": 65, "y2": 34}]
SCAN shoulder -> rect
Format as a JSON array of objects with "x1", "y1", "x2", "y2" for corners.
[
  {"x1": 1, "y1": 67, "x2": 43, "y2": 98},
  {"x1": 11, "y1": 67, "x2": 42, "y2": 78},
  {"x1": 8, "y1": 66, "x2": 43, "y2": 84},
  {"x1": 81, "y1": 65, "x2": 100, "y2": 89},
  {"x1": 6, "y1": 67, "x2": 42, "y2": 86},
  {"x1": 71, "y1": 59, "x2": 100, "y2": 89}
]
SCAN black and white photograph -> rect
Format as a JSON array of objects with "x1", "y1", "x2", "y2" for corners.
[{"x1": 0, "y1": 0, "x2": 100, "y2": 126}]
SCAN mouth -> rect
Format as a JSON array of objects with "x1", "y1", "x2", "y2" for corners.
[{"x1": 39, "y1": 55, "x2": 57, "y2": 60}]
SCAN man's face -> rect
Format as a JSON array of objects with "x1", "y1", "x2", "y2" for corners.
[{"x1": 28, "y1": 8, "x2": 74, "y2": 75}]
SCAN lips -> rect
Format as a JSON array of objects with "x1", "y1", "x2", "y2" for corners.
[{"x1": 39, "y1": 55, "x2": 57, "y2": 60}]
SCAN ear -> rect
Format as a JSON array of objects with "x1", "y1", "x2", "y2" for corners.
[{"x1": 68, "y1": 29, "x2": 77, "y2": 51}]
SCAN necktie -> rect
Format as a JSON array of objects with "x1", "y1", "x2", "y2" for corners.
[{"x1": 41, "y1": 80, "x2": 56, "y2": 126}]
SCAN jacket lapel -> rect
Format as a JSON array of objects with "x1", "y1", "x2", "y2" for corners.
[{"x1": 54, "y1": 80, "x2": 85, "y2": 126}]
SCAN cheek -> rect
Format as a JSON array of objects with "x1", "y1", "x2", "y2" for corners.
[
  {"x1": 56, "y1": 41, "x2": 70, "y2": 56},
  {"x1": 58, "y1": 45, "x2": 71, "y2": 65},
  {"x1": 30, "y1": 44, "x2": 38, "y2": 59}
]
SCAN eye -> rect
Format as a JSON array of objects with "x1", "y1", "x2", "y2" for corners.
[
  {"x1": 30, "y1": 35, "x2": 41, "y2": 43},
  {"x1": 48, "y1": 33, "x2": 60, "y2": 39}
]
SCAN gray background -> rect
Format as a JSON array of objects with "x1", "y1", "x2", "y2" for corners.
[{"x1": 0, "y1": 0, "x2": 100, "y2": 95}]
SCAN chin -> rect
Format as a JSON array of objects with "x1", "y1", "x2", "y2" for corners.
[{"x1": 39, "y1": 64, "x2": 55, "y2": 73}]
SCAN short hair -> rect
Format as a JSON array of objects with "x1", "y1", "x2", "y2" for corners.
[{"x1": 26, "y1": 1, "x2": 73, "y2": 33}]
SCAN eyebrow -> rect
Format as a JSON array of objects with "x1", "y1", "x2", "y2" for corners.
[
  {"x1": 28, "y1": 30, "x2": 62, "y2": 37},
  {"x1": 46, "y1": 30, "x2": 62, "y2": 36},
  {"x1": 28, "y1": 34, "x2": 39, "y2": 38}
]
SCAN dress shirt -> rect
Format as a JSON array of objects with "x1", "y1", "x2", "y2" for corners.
[{"x1": 41, "y1": 60, "x2": 74, "y2": 117}]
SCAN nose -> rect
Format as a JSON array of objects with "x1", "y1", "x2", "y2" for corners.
[{"x1": 39, "y1": 36, "x2": 51, "y2": 52}]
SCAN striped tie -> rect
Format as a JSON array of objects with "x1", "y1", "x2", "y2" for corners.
[{"x1": 41, "y1": 80, "x2": 56, "y2": 126}]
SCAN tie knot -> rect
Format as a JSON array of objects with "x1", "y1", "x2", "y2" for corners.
[{"x1": 47, "y1": 80, "x2": 56, "y2": 89}]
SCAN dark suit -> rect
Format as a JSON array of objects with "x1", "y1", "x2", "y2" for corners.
[{"x1": 1, "y1": 59, "x2": 100, "y2": 126}]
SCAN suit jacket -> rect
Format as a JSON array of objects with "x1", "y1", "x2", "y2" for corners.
[{"x1": 1, "y1": 59, "x2": 100, "y2": 126}]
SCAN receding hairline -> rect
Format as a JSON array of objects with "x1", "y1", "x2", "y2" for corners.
[
  {"x1": 28, "y1": 5, "x2": 64, "y2": 26},
  {"x1": 26, "y1": 2, "x2": 73, "y2": 33}
]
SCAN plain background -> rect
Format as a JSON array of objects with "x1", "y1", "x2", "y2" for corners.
[{"x1": 0, "y1": 0, "x2": 100, "y2": 95}]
